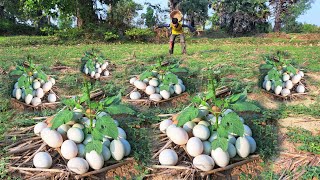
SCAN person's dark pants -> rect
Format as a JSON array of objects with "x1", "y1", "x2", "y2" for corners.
[{"x1": 169, "y1": 34, "x2": 186, "y2": 55}]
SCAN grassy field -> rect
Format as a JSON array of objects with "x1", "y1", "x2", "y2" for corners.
[{"x1": 0, "y1": 34, "x2": 319, "y2": 178}]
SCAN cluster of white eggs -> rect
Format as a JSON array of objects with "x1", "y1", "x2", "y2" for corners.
[
  {"x1": 12, "y1": 76, "x2": 57, "y2": 106},
  {"x1": 128, "y1": 74, "x2": 186, "y2": 102},
  {"x1": 32, "y1": 110, "x2": 131, "y2": 174},
  {"x1": 83, "y1": 61, "x2": 110, "y2": 79},
  {"x1": 158, "y1": 108, "x2": 257, "y2": 171},
  {"x1": 263, "y1": 70, "x2": 305, "y2": 96}
]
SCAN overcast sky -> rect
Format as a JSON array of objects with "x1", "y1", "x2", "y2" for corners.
[{"x1": 134, "y1": 0, "x2": 320, "y2": 26}]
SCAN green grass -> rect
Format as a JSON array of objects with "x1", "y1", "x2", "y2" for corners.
[
  {"x1": 0, "y1": 34, "x2": 319, "y2": 178},
  {"x1": 286, "y1": 127, "x2": 320, "y2": 154}
]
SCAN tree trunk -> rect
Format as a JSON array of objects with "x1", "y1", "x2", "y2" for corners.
[
  {"x1": 0, "y1": 5, "x2": 4, "y2": 19},
  {"x1": 273, "y1": 0, "x2": 282, "y2": 32},
  {"x1": 77, "y1": 0, "x2": 96, "y2": 28}
]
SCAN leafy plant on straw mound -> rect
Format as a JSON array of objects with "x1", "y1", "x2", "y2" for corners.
[
  {"x1": 81, "y1": 48, "x2": 111, "y2": 79},
  {"x1": 177, "y1": 77, "x2": 260, "y2": 151},
  {"x1": 51, "y1": 82, "x2": 135, "y2": 154}
]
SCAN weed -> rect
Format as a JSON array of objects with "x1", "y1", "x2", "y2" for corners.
[{"x1": 286, "y1": 127, "x2": 320, "y2": 154}]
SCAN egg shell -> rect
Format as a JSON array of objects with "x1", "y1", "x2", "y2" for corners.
[
  {"x1": 227, "y1": 143, "x2": 237, "y2": 158},
  {"x1": 134, "y1": 80, "x2": 147, "y2": 90},
  {"x1": 129, "y1": 77, "x2": 137, "y2": 85},
  {"x1": 292, "y1": 74, "x2": 301, "y2": 84},
  {"x1": 118, "y1": 127, "x2": 127, "y2": 139},
  {"x1": 160, "y1": 90, "x2": 170, "y2": 100},
  {"x1": 34, "y1": 122, "x2": 48, "y2": 136},
  {"x1": 265, "y1": 81, "x2": 272, "y2": 91},
  {"x1": 102, "y1": 145, "x2": 111, "y2": 161},
  {"x1": 169, "y1": 127, "x2": 188, "y2": 145},
  {"x1": 77, "y1": 144, "x2": 86, "y2": 158},
  {"x1": 198, "y1": 121, "x2": 210, "y2": 127},
  {"x1": 274, "y1": 85, "x2": 283, "y2": 95},
  {"x1": 149, "y1": 79, "x2": 159, "y2": 87},
  {"x1": 33, "y1": 152, "x2": 52, "y2": 169},
  {"x1": 193, "y1": 124, "x2": 210, "y2": 141},
  {"x1": 42, "y1": 130, "x2": 63, "y2": 148},
  {"x1": 281, "y1": 88, "x2": 291, "y2": 96},
  {"x1": 110, "y1": 140, "x2": 125, "y2": 161},
  {"x1": 159, "y1": 149, "x2": 178, "y2": 166},
  {"x1": 160, "y1": 119, "x2": 173, "y2": 133},
  {"x1": 33, "y1": 81, "x2": 41, "y2": 89},
  {"x1": 166, "y1": 124, "x2": 177, "y2": 138},
  {"x1": 246, "y1": 136, "x2": 257, "y2": 153},
  {"x1": 85, "y1": 150, "x2": 104, "y2": 170},
  {"x1": 67, "y1": 157, "x2": 89, "y2": 174},
  {"x1": 211, "y1": 148, "x2": 230, "y2": 167},
  {"x1": 83, "y1": 134, "x2": 93, "y2": 145},
  {"x1": 67, "y1": 127, "x2": 84, "y2": 143},
  {"x1": 145, "y1": 85, "x2": 156, "y2": 95},
  {"x1": 286, "y1": 80, "x2": 293, "y2": 89},
  {"x1": 61, "y1": 140, "x2": 78, "y2": 160},
  {"x1": 193, "y1": 154, "x2": 215, "y2": 171},
  {"x1": 43, "y1": 82, "x2": 53, "y2": 92},
  {"x1": 235, "y1": 136, "x2": 251, "y2": 158},
  {"x1": 283, "y1": 73, "x2": 290, "y2": 82},
  {"x1": 25, "y1": 94, "x2": 33, "y2": 105},
  {"x1": 119, "y1": 138, "x2": 131, "y2": 156},
  {"x1": 103, "y1": 70, "x2": 110, "y2": 76},
  {"x1": 73, "y1": 123, "x2": 85, "y2": 129},
  {"x1": 174, "y1": 84, "x2": 183, "y2": 94},
  {"x1": 31, "y1": 97, "x2": 41, "y2": 106},
  {"x1": 182, "y1": 121, "x2": 196, "y2": 133},
  {"x1": 186, "y1": 137, "x2": 203, "y2": 157},
  {"x1": 149, "y1": 93, "x2": 162, "y2": 102},
  {"x1": 202, "y1": 141, "x2": 212, "y2": 155},
  {"x1": 208, "y1": 131, "x2": 218, "y2": 142},
  {"x1": 296, "y1": 85, "x2": 305, "y2": 93},
  {"x1": 130, "y1": 91, "x2": 141, "y2": 100},
  {"x1": 298, "y1": 71, "x2": 304, "y2": 77},
  {"x1": 243, "y1": 125, "x2": 252, "y2": 136},
  {"x1": 48, "y1": 93, "x2": 57, "y2": 103},
  {"x1": 36, "y1": 88, "x2": 44, "y2": 98},
  {"x1": 102, "y1": 137, "x2": 111, "y2": 147},
  {"x1": 228, "y1": 135, "x2": 236, "y2": 145}
]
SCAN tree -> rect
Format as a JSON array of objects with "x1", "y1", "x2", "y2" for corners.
[
  {"x1": 180, "y1": 0, "x2": 209, "y2": 29},
  {"x1": 211, "y1": 0, "x2": 270, "y2": 34},
  {"x1": 168, "y1": 0, "x2": 182, "y2": 11},
  {"x1": 269, "y1": 0, "x2": 314, "y2": 32},
  {"x1": 141, "y1": 6, "x2": 156, "y2": 28}
]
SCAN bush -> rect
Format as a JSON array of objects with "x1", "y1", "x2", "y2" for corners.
[
  {"x1": 54, "y1": 28, "x2": 85, "y2": 40},
  {"x1": 125, "y1": 28, "x2": 154, "y2": 40},
  {"x1": 0, "y1": 19, "x2": 39, "y2": 36},
  {"x1": 104, "y1": 32, "x2": 119, "y2": 41},
  {"x1": 301, "y1": 23, "x2": 320, "y2": 33}
]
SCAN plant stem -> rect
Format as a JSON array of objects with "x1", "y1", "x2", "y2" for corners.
[{"x1": 215, "y1": 113, "x2": 219, "y2": 130}]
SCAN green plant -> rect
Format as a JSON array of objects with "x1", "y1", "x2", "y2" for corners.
[
  {"x1": 286, "y1": 127, "x2": 320, "y2": 154},
  {"x1": 299, "y1": 166, "x2": 320, "y2": 180},
  {"x1": 125, "y1": 28, "x2": 154, "y2": 40},
  {"x1": 81, "y1": 48, "x2": 108, "y2": 73},
  {"x1": 104, "y1": 32, "x2": 119, "y2": 41},
  {"x1": 177, "y1": 76, "x2": 260, "y2": 151},
  {"x1": 50, "y1": 82, "x2": 135, "y2": 154},
  {"x1": 9, "y1": 56, "x2": 48, "y2": 95}
]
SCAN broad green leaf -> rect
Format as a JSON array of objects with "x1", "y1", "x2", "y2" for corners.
[
  {"x1": 230, "y1": 102, "x2": 260, "y2": 112},
  {"x1": 177, "y1": 107, "x2": 199, "y2": 127},
  {"x1": 159, "y1": 84, "x2": 170, "y2": 91},
  {"x1": 163, "y1": 73, "x2": 178, "y2": 84},
  {"x1": 51, "y1": 110, "x2": 73, "y2": 129},
  {"x1": 220, "y1": 112, "x2": 244, "y2": 136},
  {"x1": 191, "y1": 95, "x2": 202, "y2": 104},
  {"x1": 214, "y1": 99, "x2": 224, "y2": 108},
  {"x1": 37, "y1": 71, "x2": 48, "y2": 81},
  {"x1": 105, "y1": 104, "x2": 135, "y2": 115},
  {"x1": 170, "y1": 67, "x2": 188, "y2": 73},
  {"x1": 25, "y1": 88, "x2": 33, "y2": 96},
  {"x1": 267, "y1": 69, "x2": 281, "y2": 81},
  {"x1": 10, "y1": 70, "x2": 24, "y2": 76},
  {"x1": 211, "y1": 137, "x2": 229, "y2": 151},
  {"x1": 103, "y1": 93, "x2": 121, "y2": 106},
  {"x1": 96, "y1": 116, "x2": 118, "y2": 139},
  {"x1": 217, "y1": 126, "x2": 229, "y2": 138},
  {"x1": 80, "y1": 93, "x2": 90, "y2": 103},
  {"x1": 18, "y1": 76, "x2": 27, "y2": 88},
  {"x1": 85, "y1": 140, "x2": 103, "y2": 154},
  {"x1": 260, "y1": 64, "x2": 274, "y2": 70},
  {"x1": 286, "y1": 65, "x2": 296, "y2": 74},
  {"x1": 92, "y1": 128, "x2": 104, "y2": 141},
  {"x1": 62, "y1": 98, "x2": 77, "y2": 108},
  {"x1": 139, "y1": 71, "x2": 153, "y2": 80},
  {"x1": 274, "y1": 80, "x2": 282, "y2": 87},
  {"x1": 205, "y1": 91, "x2": 214, "y2": 101}
]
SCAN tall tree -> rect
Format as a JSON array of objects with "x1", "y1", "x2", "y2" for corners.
[
  {"x1": 168, "y1": 0, "x2": 182, "y2": 11},
  {"x1": 269, "y1": 0, "x2": 314, "y2": 32},
  {"x1": 180, "y1": 0, "x2": 209, "y2": 29},
  {"x1": 141, "y1": 6, "x2": 156, "y2": 28},
  {"x1": 211, "y1": 0, "x2": 270, "y2": 34}
]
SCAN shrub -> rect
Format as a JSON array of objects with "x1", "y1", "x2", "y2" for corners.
[
  {"x1": 0, "y1": 19, "x2": 39, "y2": 36},
  {"x1": 301, "y1": 23, "x2": 320, "y2": 33},
  {"x1": 104, "y1": 31, "x2": 119, "y2": 41},
  {"x1": 125, "y1": 28, "x2": 154, "y2": 40},
  {"x1": 54, "y1": 28, "x2": 85, "y2": 40}
]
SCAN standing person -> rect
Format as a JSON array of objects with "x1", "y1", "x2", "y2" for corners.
[{"x1": 156, "y1": 10, "x2": 195, "y2": 55}]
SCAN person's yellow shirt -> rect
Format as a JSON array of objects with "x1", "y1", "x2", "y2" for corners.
[{"x1": 170, "y1": 22, "x2": 183, "y2": 35}]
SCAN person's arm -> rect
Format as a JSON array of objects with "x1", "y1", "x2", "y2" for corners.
[
  {"x1": 182, "y1": 24, "x2": 196, "y2": 32},
  {"x1": 157, "y1": 24, "x2": 170, "y2": 28}
]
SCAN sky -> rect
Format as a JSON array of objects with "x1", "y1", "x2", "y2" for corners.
[{"x1": 134, "y1": 0, "x2": 320, "y2": 26}]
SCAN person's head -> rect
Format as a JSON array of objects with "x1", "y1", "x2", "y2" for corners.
[{"x1": 172, "y1": 18, "x2": 178, "y2": 24}]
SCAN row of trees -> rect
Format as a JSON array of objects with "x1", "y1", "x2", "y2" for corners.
[{"x1": 0, "y1": 0, "x2": 315, "y2": 35}]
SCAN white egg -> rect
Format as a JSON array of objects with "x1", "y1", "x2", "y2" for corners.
[
  {"x1": 149, "y1": 79, "x2": 159, "y2": 87},
  {"x1": 227, "y1": 143, "x2": 237, "y2": 158},
  {"x1": 67, "y1": 127, "x2": 84, "y2": 143},
  {"x1": 33, "y1": 81, "x2": 41, "y2": 89},
  {"x1": 48, "y1": 93, "x2": 57, "y2": 103},
  {"x1": 198, "y1": 121, "x2": 210, "y2": 127},
  {"x1": 82, "y1": 134, "x2": 93, "y2": 145},
  {"x1": 149, "y1": 93, "x2": 162, "y2": 102},
  {"x1": 211, "y1": 148, "x2": 230, "y2": 167},
  {"x1": 155, "y1": 87, "x2": 160, "y2": 93},
  {"x1": 77, "y1": 144, "x2": 86, "y2": 158},
  {"x1": 298, "y1": 71, "x2": 304, "y2": 77},
  {"x1": 25, "y1": 94, "x2": 33, "y2": 105},
  {"x1": 72, "y1": 123, "x2": 84, "y2": 129},
  {"x1": 281, "y1": 88, "x2": 291, "y2": 97},
  {"x1": 34, "y1": 122, "x2": 48, "y2": 136},
  {"x1": 67, "y1": 157, "x2": 89, "y2": 174},
  {"x1": 235, "y1": 137, "x2": 251, "y2": 158},
  {"x1": 103, "y1": 70, "x2": 110, "y2": 76},
  {"x1": 101, "y1": 63, "x2": 108, "y2": 70},
  {"x1": 174, "y1": 84, "x2": 183, "y2": 94},
  {"x1": 264, "y1": 75, "x2": 269, "y2": 81},
  {"x1": 61, "y1": 140, "x2": 78, "y2": 160},
  {"x1": 96, "y1": 68, "x2": 102, "y2": 74},
  {"x1": 36, "y1": 88, "x2": 44, "y2": 98},
  {"x1": 42, "y1": 82, "x2": 53, "y2": 93},
  {"x1": 160, "y1": 90, "x2": 170, "y2": 100},
  {"x1": 33, "y1": 152, "x2": 52, "y2": 169},
  {"x1": 130, "y1": 91, "x2": 141, "y2": 100},
  {"x1": 83, "y1": 67, "x2": 89, "y2": 74},
  {"x1": 95, "y1": 63, "x2": 100, "y2": 68},
  {"x1": 102, "y1": 137, "x2": 111, "y2": 147},
  {"x1": 282, "y1": 73, "x2": 290, "y2": 82},
  {"x1": 274, "y1": 85, "x2": 282, "y2": 95},
  {"x1": 129, "y1": 77, "x2": 137, "y2": 85},
  {"x1": 118, "y1": 127, "x2": 127, "y2": 139},
  {"x1": 296, "y1": 85, "x2": 305, "y2": 93},
  {"x1": 186, "y1": 137, "x2": 204, "y2": 157},
  {"x1": 180, "y1": 84, "x2": 186, "y2": 92},
  {"x1": 119, "y1": 138, "x2": 131, "y2": 156},
  {"x1": 193, "y1": 154, "x2": 215, "y2": 171},
  {"x1": 265, "y1": 81, "x2": 272, "y2": 91},
  {"x1": 193, "y1": 125, "x2": 210, "y2": 141},
  {"x1": 145, "y1": 85, "x2": 156, "y2": 95},
  {"x1": 286, "y1": 80, "x2": 293, "y2": 89},
  {"x1": 243, "y1": 125, "x2": 252, "y2": 136},
  {"x1": 57, "y1": 124, "x2": 71, "y2": 136},
  {"x1": 202, "y1": 141, "x2": 212, "y2": 155},
  {"x1": 102, "y1": 145, "x2": 111, "y2": 161},
  {"x1": 42, "y1": 130, "x2": 63, "y2": 148},
  {"x1": 159, "y1": 149, "x2": 178, "y2": 166},
  {"x1": 292, "y1": 74, "x2": 302, "y2": 84},
  {"x1": 159, "y1": 119, "x2": 173, "y2": 133},
  {"x1": 166, "y1": 124, "x2": 177, "y2": 138},
  {"x1": 143, "y1": 78, "x2": 149, "y2": 83},
  {"x1": 169, "y1": 127, "x2": 188, "y2": 145},
  {"x1": 182, "y1": 121, "x2": 196, "y2": 133},
  {"x1": 208, "y1": 131, "x2": 218, "y2": 142},
  {"x1": 246, "y1": 136, "x2": 257, "y2": 153},
  {"x1": 94, "y1": 73, "x2": 101, "y2": 79},
  {"x1": 110, "y1": 140, "x2": 125, "y2": 161},
  {"x1": 90, "y1": 71, "x2": 95, "y2": 78},
  {"x1": 228, "y1": 135, "x2": 236, "y2": 145},
  {"x1": 134, "y1": 80, "x2": 147, "y2": 90},
  {"x1": 31, "y1": 97, "x2": 41, "y2": 106},
  {"x1": 85, "y1": 150, "x2": 104, "y2": 170}
]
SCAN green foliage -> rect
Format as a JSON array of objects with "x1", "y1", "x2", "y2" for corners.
[
  {"x1": 177, "y1": 107, "x2": 199, "y2": 127},
  {"x1": 104, "y1": 32, "x2": 119, "y2": 41},
  {"x1": 125, "y1": 28, "x2": 154, "y2": 40},
  {"x1": 180, "y1": 0, "x2": 209, "y2": 28},
  {"x1": 141, "y1": 6, "x2": 156, "y2": 28},
  {"x1": 81, "y1": 48, "x2": 108, "y2": 72},
  {"x1": 86, "y1": 140, "x2": 103, "y2": 154},
  {"x1": 51, "y1": 110, "x2": 73, "y2": 129},
  {"x1": 286, "y1": 127, "x2": 320, "y2": 154},
  {"x1": 55, "y1": 28, "x2": 85, "y2": 41},
  {"x1": 211, "y1": 137, "x2": 228, "y2": 151},
  {"x1": 299, "y1": 166, "x2": 320, "y2": 180}
]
